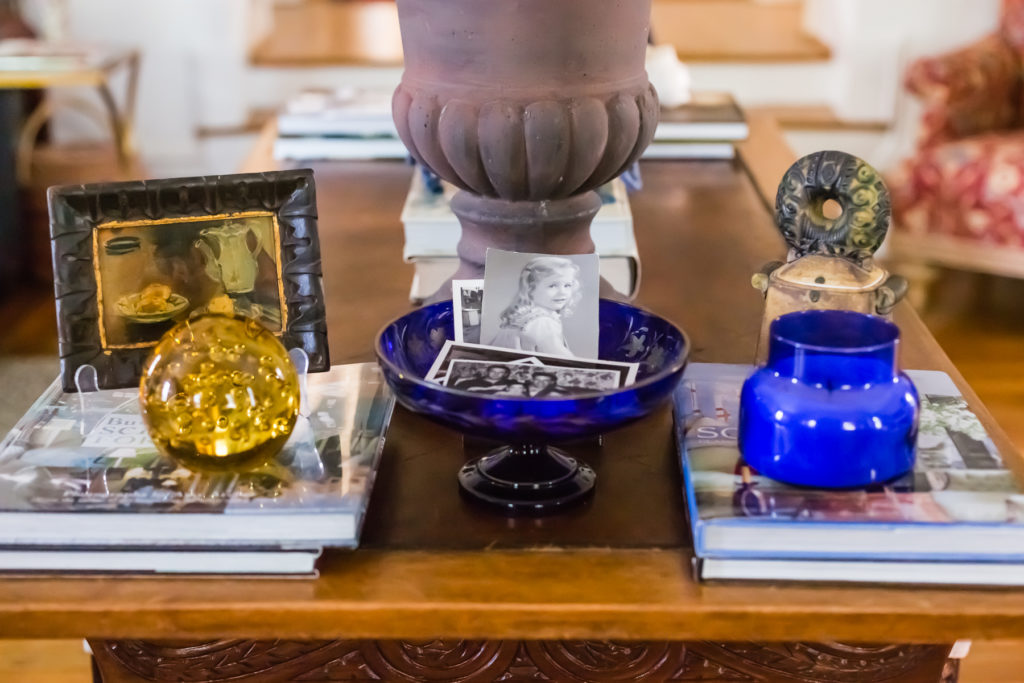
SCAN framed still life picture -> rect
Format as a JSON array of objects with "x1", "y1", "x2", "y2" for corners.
[{"x1": 48, "y1": 169, "x2": 329, "y2": 391}]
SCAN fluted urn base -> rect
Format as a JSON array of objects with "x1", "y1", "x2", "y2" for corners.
[{"x1": 425, "y1": 190, "x2": 619, "y2": 302}]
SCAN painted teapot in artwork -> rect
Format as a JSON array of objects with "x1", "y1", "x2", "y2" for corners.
[{"x1": 195, "y1": 222, "x2": 263, "y2": 295}]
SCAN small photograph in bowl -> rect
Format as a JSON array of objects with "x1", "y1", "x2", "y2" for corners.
[
  {"x1": 424, "y1": 340, "x2": 639, "y2": 388},
  {"x1": 452, "y1": 279, "x2": 484, "y2": 344},
  {"x1": 443, "y1": 359, "x2": 622, "y2": 397}
]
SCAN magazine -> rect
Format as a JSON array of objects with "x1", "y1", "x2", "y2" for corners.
[
  {"x1": 0, "y1": 363, "x2": 395, "y2": 549},
  {"x1": 675, "y1": 363, "x2": 1024, "y2": 567}
]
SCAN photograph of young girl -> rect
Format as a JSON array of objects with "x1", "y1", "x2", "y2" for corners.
[{"x1": 479, "y1": 250, "x2": 599, "y2": 359}]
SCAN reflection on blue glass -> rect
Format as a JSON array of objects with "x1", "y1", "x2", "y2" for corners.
[
  {"x1": 375, "y1": 300, "x2": 690, "y2": 444},
  {"x1": 739, "y1": 310, "x2": 919, "y2": 488}
]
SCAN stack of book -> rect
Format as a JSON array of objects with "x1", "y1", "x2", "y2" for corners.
[
  {"x1": 273, "y1": 88, "x2": 407, "y2": 161},
  {"x1": 0, "y1": 362, "x2": 395, "y2": 577},
  {"x1": 272, "y1": 88, "x2": 747, "y2": 163},
  {"x1": 644, "y1": 92, "x2": 749, "y2": 160},
  {"x1": 674, "y1": 363, "x2": 1024, "y2": 587},
  {"x1": 401, "y1": 173, "x2": 640, "y2": 303}
]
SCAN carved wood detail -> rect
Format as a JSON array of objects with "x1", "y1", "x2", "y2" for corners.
[{"x1": 91, "y1": 639, "x2": 954, "y2": 682}]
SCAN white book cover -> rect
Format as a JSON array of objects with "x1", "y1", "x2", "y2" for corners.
[
  {"x1": 642, "y1": 142, "x2": 736, "y2": 160},
  {"x1": 0, "y1": 547, "x2": 321, "y2": 577},
  {"x1": 408, "y1": 254, "x2": 639, "y2": 304},
  {"x1": 401, "y1": 174, "x2": 636, "y2": 260},
  {"x1": 698, "y1": 557, "x2": 1024, "y2": 587}
]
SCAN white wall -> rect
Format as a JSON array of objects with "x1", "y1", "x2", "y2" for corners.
[
  {"x1": 24, "y1": 0, "x2": 257, "y2": 175},
  {"x1": 803, "y1": 0, "x2": 1000, "y2": 121}
]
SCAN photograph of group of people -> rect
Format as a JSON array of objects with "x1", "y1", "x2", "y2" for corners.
[
  {"x1": 424, "y1": 338, "x2": 638, "y2": 398},
  {"x1": 444, "y1": 359, "x2": 622, "y2": 397}
]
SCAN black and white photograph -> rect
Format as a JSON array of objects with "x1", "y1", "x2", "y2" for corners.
[
  {"x1": 424, "y1": 340, "x2": 639, "y2": 387},
  {"x1": 452, "y1": 279, "x2": 484, "y2": 343},
  {"x1": 443, "y1": 360, "x2": 623, "y2": 397},
  {"x1": 479, "y1": 249, "x2": 599, "y2": 358}
]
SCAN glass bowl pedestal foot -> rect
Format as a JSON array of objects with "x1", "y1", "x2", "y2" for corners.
[{"x1": 458, "y1": 444, "x2": 596, "y2": 515}]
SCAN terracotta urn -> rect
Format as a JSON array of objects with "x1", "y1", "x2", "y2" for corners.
[{"x1": 393, "y1": 0, "x2": 658, "y2": 294}]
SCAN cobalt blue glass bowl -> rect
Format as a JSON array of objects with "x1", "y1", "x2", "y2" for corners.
[
  {"x1": 375, "y1": 299, "x2": 689, "y2": 514},
  {"x1": 739, "y1": 309, "x2": 919, "y2": 489}
]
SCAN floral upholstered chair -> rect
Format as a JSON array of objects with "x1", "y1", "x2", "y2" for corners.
[{"x1": 889, "y1": 0, "x2": 1024, "y2": 300}]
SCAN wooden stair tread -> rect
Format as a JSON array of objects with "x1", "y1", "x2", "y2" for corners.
[
  {"x1": 750, "y1": 105, "x2": 890, "y2": 131},
  {"x1": 652, "y1": 0, "x2": 831, "y2": 63},
  {"x1": 249, "y1": 0, "x2": 831, "y2": 68}
]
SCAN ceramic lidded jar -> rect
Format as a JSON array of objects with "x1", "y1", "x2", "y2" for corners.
[
  {"x1": 752, "y1": 151, "x2": 908, "y2": 362},
  {"x1": 739, "y1": 310, "x2": 919, "y2": 488},
  {"x1": 392, "y1": 0, "x2": 658, "y2": 292}
]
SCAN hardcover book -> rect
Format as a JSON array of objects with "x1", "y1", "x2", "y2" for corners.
[
  {"x1": 401, "y1": 173, "x2": 636, "y2": 259},
  {"x1": 273, "y1": 88, "x2": 406, "y2": 161},
  {"x1": 272, "y1": 135, "x2": 409, "y2": 162},
  {"x1": 276, "y1": 88, "x2": 397, "y2": 138},
  {"x1": 401, "y1": 173, "x2": 640, "y2": 299},
  {"x1": 654, "y1": 92, "x2": 748, "y2": 142},
  {"x1": 0, "y1": 363, "x2": 395, "y2": 551},
  {"x1": 675, "y1": 363, "x2": 1024, "y2": 585},
  {"x1": 642, "y1": 92, "x2": 746, "y2": 160},
  {"x1": 407, "y1": 255, "x2": 639, "y2": 305}
]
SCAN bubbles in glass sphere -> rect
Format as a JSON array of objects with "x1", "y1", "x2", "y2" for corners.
[{"x1": 139, "y1": 314, "x2": 300, "y2": 472}]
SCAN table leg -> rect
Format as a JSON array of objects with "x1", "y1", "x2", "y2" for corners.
[
  {"x1": 90, "y1": 638, "x2": 956, "y2": 682},
  {"x1": 94, "y1": 82, "x2": 131, "y2": 175}
]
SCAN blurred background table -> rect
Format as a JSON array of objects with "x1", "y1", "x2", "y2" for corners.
[{"x1": 0, "y1": 42, "x2": 139, "y2": 174}]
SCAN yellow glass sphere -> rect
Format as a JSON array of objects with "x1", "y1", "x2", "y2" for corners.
[{"x1": 139, "y1": 314, "x2": 300, "y2": 472}]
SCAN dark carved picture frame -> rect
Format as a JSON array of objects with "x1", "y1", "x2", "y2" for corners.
[{"x1": 48, "y1": 169, "x2": 329, "y2": 392}]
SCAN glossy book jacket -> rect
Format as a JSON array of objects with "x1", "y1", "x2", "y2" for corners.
[
  {"x1": 0, "y1": 363, "x2": 395, "y2": 548},
  {"x1": 674, "y1": 363, "x2": 1024, "y2": 562}
]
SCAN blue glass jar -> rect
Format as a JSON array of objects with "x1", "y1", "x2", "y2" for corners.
[{"x1": 739, "y1": 310, "x2": 919, "y2": 488}]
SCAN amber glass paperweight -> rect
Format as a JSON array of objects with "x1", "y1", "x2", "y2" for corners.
[{"x1": 139, "y1": 314, "x2": 300, "y2": 472}]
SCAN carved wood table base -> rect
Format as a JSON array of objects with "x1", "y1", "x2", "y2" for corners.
[{"x1": 90, "y1": 639, "x2": 958, "y2": 682}]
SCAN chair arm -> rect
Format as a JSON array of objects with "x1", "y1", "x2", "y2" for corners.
[{"x1": 905, "y1": 35, "x2": 1021, "y2": 147}]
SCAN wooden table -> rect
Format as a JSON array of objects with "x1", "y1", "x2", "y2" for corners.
[{"x1": 15, "y1": 117, "x2": 1021, "y2": 681}]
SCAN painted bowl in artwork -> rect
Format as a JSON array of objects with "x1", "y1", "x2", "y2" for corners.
[
  {"x1": 375, "y1": 299, "x2": 689, "y2": 443},
  {"x1": 116, "y1": 292, "x2": 190, "y2": 324}
]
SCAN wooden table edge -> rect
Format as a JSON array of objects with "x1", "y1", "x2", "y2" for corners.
[{"x1": 4, "y1": 549, "x2": 1024, "y2": 643}]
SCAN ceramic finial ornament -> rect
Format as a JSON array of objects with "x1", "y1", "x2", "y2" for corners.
[
  {"x1": 752, "y1": 150, "x2": 908, "y2": 362},
  {"x1": 775, "y1": 150, "x2": 891, "y2": 261}
]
